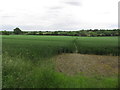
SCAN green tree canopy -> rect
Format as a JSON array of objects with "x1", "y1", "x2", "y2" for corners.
[
  {"x1": 14, "y1": 27, "x2": 22, "y2": 35},
  {"x1": 2, "y1": 30, "x2": 10, "y2": 35}
]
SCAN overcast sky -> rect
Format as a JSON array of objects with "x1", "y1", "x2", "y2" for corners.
[{"x1": 0, "y1": 0, "x2": 119, "y2": 31}]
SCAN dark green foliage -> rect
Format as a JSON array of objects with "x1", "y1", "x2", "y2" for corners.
[
  {"x1": 39, "y1": 31, "x2": 43, "y2": 35},
  {"x1": 1, "y1": 30, "x2": 10, "y2": 35},
  {"x1": 13, "y1": 27, "x2": 23, "y2": 35},
  {"x1": 2, "y1": 29, "x2": 119, "y2": 36}
]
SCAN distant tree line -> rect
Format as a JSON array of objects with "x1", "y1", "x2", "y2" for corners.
[{"x1": 0, "y1": 28, "x2": 119, "y2": 37}]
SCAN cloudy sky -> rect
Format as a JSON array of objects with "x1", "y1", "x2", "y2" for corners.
[{"x1": 0, "y1": 0, "x2": 119, "y2": 31}]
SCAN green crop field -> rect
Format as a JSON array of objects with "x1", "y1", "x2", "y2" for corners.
[
  {"x1": 76, "y1": 37, "x2": 119, "y2": 55},
  {"x1": 2, "y1": 35, "x2": 119, "y2": 88}
]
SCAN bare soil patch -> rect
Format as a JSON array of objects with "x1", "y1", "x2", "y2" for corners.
[{"x1": 55, "y1": 53, "x2": 118, "y2": 76}]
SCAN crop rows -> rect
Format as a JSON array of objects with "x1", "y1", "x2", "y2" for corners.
[
  {"x1": 2, "y1": 35, "x2": 76, "y2": 61},
  {"x1": 2, "y1": 36, "x2": 119, "y2": 59},
  {"x1": 76, "y1": 37, "x2": 119, "y2": 56}
]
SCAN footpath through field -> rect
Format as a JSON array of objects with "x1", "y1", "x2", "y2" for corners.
[{"x1": 73, "y1": 37, "x2": 78, "y2": 53}]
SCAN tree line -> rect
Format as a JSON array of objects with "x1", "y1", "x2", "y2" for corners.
[{"x1": 0, "y1": 27, "x2": 119, "y2": 36}]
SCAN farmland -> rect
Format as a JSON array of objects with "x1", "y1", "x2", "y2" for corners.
[{"x1": 2, "y1": 35, "x2": 119, "y2": 88}]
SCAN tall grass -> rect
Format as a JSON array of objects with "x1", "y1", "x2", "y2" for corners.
[{"x1": 3, "y1": 53, "x2": 118, "y2": 88}]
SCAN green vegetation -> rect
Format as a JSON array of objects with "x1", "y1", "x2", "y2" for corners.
[
  {"x1": 3, "y1": 35, "x2": 75, "y2": 61},
  {"x1": 13, "y1": 28, "x2": 23, "y2": 35},
  {"x1": 3, "y1": 53, "x2": 118, "y2": 88},
  {"x1": 2, "y1": 35, "x2": 118, "y2": 88},
  {"x1": 76, "y1": 37, "x2": 119, "y2": 56},
  {"x1": 1, "y1": 28, "x2": 119, "y2": 36}
]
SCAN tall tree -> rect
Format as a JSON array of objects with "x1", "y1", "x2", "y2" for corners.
[{"x1": 14, "y1": 27, "x2": 22, "y2": 35}]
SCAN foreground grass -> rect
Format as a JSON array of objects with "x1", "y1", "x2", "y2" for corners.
[{"x1": 3, "y1": 54, "x2": 118, "y2": 88}]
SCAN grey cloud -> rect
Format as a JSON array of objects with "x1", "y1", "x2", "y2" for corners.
[
  {"x1": 64, "y1": 1, "x2": 82, "y2": 6},
  {"x1": 50, "y1": 6, "x2": 64, "y2": 10},
  {"x1": 46, "y1": 6, "x2": 63, "y2": 17}
]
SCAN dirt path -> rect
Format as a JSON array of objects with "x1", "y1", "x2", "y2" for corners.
[
  {"x1": 73, "y1": 37, "x2": 78, "y2": 53},
  {"x1": 55, "y1": 53, "x2": 118, "y2": 77}
]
